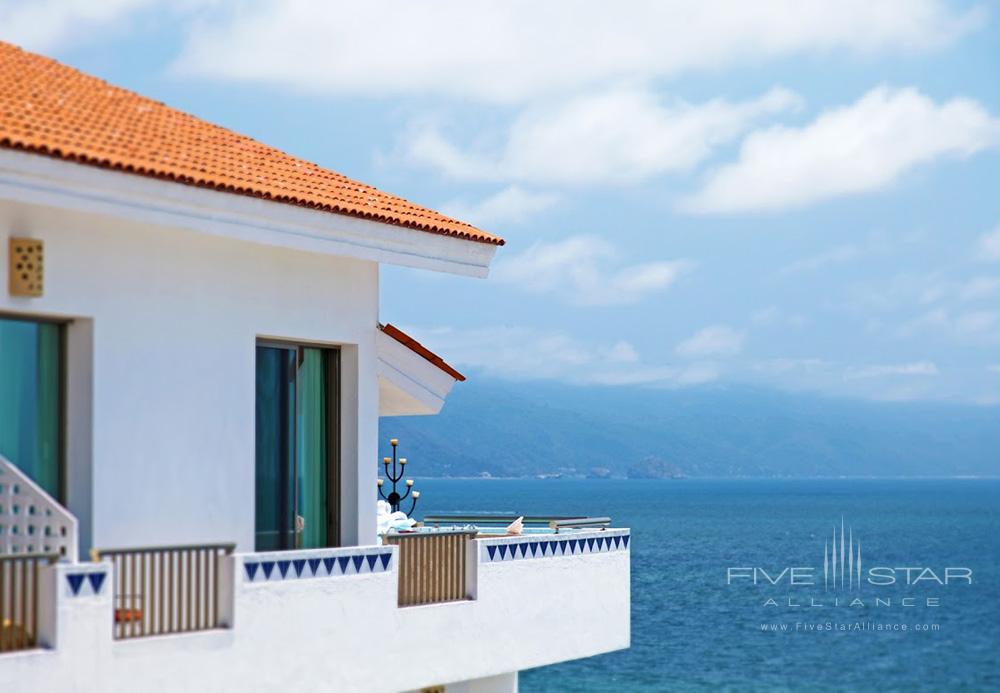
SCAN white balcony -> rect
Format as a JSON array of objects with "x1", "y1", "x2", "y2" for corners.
[{"x1": 0, "y1": 528, "x2": 630, "y2": 692}]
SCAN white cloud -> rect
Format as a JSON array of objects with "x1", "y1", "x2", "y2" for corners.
[
  {"x1": 407, "y1": 326, "x2": 717, "y2": 386},
  {"x1": 754, "y1": 357, "x2": 831, "y2": 374},
  {"x1": 604, "y1": 341, "x2": 640, "y2": 364},
  {"x1": 407, "y1": 87, "x2": 801, "y2": 185},
  {"x1": 988, "y1": 365, "x2": 1000, "y2": 374},
  {"x1": 492, "y1": 236, "x2": 691, "y2": 306},
  {"x1": 845, "y1": 361, "x2": 939, "y2": 379},
  {"x1": 675, "y1": 325, "x2": 745, "y2": 358},
  {"x1": 440, "y1": 186, "x2": 558, "y2": 228},
  {"x1": 0, "y1": 0, "x2": 159, "y2": 52},
  {"x1": 171, "y1": 1, "x2": 983, "y2": 103},
  {"x1": 779, "y1": 244, "x2": 859, "y2": 275},
  {"x1": 957, "y1": 276, "x2": 1000, "y2": 301},
  {"x1": 898, "y1": 308, "x2": 1000, "y2": 341},
  {"x1": 681, "y1": 87, "x2": 1000, "y2": 214},
  {"x1": 980, "y1": 224, "x2": 1000, "y2": 261},
  {"x1": 750, "y1": 306, "x2": 808, "y2": 328}
]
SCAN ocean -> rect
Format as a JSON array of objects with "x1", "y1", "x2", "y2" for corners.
[{"x1": 416, "y1": 478, "x2": 1000, "y2": 692}]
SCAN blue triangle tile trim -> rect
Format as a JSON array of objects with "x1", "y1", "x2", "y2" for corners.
[
  {"x1": 88, "y1": 571, "x2": 106, "y2": 594},
  {"x1": 277, "y1": 560, "x2": 291, "y2": 578},
  {"x1": 245, "y1": 562, "x2": 259, "y2": 581},
  {"x1": 352, "y1": 555, "x2": 364, "y2": 572},
  {"x1": 478, "y1": 536, "x2": 641, "y2": 561},
  {"x1": 366, "y1": 554, "x2": 378, "y2": 571},
  {"x1": 261, "y1": 561, "x2": 275, "y2": 579},
  {"x1": 67, "y1": 573, "x2": 85, "y2": 596},
  {"x1": 292, "y1": 559, "x2": 306, "y2": 577},
  {"x1": 323, "y1": 557, "x2": 337, "y2": 575},
  {"x1": 337, "y1": 556, "x2": 351, "y2": 574},
  {"x1": 308, "y1": 558, "x2": 322, "y2": 576},
  {"x1": 379, "y1": 553, "x2": 391, "y2": 571}
]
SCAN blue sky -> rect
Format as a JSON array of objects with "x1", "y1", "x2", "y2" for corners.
[{"x1": 4, "y1": 1, "x2": 999, "y2": 403}]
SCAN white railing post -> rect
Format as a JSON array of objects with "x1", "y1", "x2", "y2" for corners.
[{"x1": 0, "y1": 455, "x2": 78, "y2": 562}]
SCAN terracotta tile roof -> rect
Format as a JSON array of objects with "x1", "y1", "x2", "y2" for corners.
[
  {"x1": 0, "y1": 42, "x2": 503, "y2": 246},
  {"x1": 380, "y1": 324, "x2": 466, "y2": 382}
]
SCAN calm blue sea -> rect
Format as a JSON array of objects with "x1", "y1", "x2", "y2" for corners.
[{"x1": 417, "y1": 478, "x2": 1000, "y2": 692}]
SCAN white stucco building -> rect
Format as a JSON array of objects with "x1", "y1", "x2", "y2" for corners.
[{"x1": 0, "y1": 42, "x2": 629, "y2": 692}]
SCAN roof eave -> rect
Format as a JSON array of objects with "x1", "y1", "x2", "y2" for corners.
[
  {"x1": 0, "y1": 149, "x2": 499, "y2": 277},
  {"x1": 376, "y1": 329, "x2": 460, "y2": 416}
]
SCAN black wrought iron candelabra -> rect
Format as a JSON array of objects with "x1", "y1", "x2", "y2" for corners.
[{"x1": 377, "y1": 438, "x2": 419, "y2": 516}]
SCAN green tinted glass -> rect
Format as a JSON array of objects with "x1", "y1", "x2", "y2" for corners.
[
  {"x1": 0, "y1": 317, "x2": 62, "y2": 499},
  {"x1": 255, "y1": 345, "x2": 338, "y2": 551}
]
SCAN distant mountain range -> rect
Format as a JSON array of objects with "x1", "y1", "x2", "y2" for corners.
[{"x1": 379, "y1": 377, "x2": 1000, "y2": 478}]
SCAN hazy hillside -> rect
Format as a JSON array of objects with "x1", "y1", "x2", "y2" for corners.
[{"x1": 379, "y1": 377, "x2": 1000, "y2": 478}]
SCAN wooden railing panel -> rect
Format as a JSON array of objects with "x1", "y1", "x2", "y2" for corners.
[
  {"x1": 93, "y1": 543, "x2": 233, "y2": 640},
  {"x1": 0, "y1": 553, "x2": 56, "y2": 653},
  {"x1": 384, "y1": 531, "x2": 474, "y2": 607}
]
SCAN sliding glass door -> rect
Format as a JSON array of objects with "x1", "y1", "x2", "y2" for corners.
[
  {"x1": 0, "y1": 316, "x2": 62, "y2": 500},
  {"x1": 255, "y1": 343, "x2": 339, "y2": 551}
]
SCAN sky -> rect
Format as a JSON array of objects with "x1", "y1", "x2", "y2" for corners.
[{"x1": 3, "y1": 0, "x2": 999, "y2": 404}]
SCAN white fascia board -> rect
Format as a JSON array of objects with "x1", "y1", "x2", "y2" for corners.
[
  {"x1": 0, "y1": 150, "x2": 498, "y2": 277},
  {"x1": 376, "y1": 330, "x2": 458, "y2": 416}
]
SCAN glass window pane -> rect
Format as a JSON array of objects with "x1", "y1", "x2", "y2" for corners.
[
  {"x1": 254, "y1": 346, "x2": 296, "y2": 551},
  {"x1": 0, "y1": 317, "x2": 61, "y2": 499},
  {"x1": 297, "y1": 348, "x2": 327, "y2": 549}
]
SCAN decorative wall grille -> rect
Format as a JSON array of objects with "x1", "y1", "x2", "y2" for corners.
[{"x1": 0, "y1": 456, "x2": 78, "y2": 560}]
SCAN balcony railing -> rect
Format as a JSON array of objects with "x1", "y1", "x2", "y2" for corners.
[
  {"x1": 422, "y1": 514, "x2": 611, "y2": 532},
  {"x1": 0, "y1": 553, "x2": 57, "y2": 653},
  {"x1": 92, "y1": 543, "x2": 235, "y2": 640},
  {"x1": 383, "y1": 529, "x2": 476, "y2": 607}
]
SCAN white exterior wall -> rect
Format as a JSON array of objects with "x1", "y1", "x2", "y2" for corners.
[
  {"x1": 0, "y1": 533, "x2": 629, "y2": 693},
  {"x1": 0, "y1": 198, "x2": 380, "y2": 552},
  {"x1": 0, "y1": 158, "x2": 631, "y2": 690}
]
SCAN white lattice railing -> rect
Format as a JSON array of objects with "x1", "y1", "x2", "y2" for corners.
[{"x1": 0, "y1": 455, "x2": 78, "y2": 561}]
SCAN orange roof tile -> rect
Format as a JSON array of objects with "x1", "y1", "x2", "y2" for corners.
[
  {"x1": 0, "y1": 42, "x2": 503, "y2": 246},
  {"x1": 380, "y1": 324, "x2": 466, "y2": 382}
]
